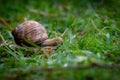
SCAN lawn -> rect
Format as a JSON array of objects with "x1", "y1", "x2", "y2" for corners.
[{"x1": 0, "y1": 0, "x2": 120, "y2": 80}]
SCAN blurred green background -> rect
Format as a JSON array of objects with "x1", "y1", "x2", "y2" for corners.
[{"x1": 0, "y1": 0, "x2": 120, "y2": 80}]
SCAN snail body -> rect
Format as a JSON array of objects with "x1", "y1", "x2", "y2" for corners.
[{"x1": 12, "y1": 20, "x2": 63, "y2": 49}]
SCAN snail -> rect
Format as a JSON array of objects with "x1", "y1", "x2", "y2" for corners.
[{"x1": 12, "y1": 20, "x2": 63, "y2": 51}]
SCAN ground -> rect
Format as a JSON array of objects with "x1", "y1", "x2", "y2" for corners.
[{"x1": 0, "y1": 0, "x2": 120, "y2": 80}]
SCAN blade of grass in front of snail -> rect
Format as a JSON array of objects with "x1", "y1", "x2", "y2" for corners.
[{"x1": 24, "y1": 38, "x2": 42, "y2": 49}]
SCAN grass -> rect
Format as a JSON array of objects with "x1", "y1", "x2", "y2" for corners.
[{"x1": 0, "y1": 0, "x2": 120, "y2": 80}]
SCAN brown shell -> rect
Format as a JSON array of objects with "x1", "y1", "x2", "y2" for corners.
[{"x1": 12, "y1": 20, "x2": 48, "y2": 46}]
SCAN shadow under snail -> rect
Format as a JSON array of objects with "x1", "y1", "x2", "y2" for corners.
[{"x1": 12, "y1": 20, "x2": 63, "y2": 51}]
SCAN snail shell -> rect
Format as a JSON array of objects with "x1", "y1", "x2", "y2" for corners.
[
  {"x1": 12, "y1": 20, "x2": 63, "y2": 49},
  {"x1": 12, "y1": 20, "x2": 48, "y2": 46}
]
